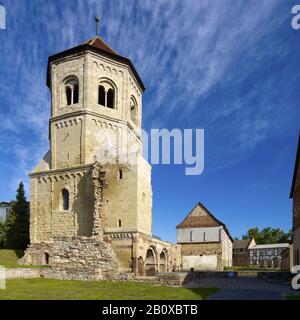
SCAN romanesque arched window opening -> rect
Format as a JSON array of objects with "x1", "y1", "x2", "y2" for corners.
[
  {"x1": 107, "y1": 88, "x2": 114, "y2": 109},
  {"x1": 62, "y1": 188, "x2": 69, "y2": 211},
  {"x1": 159, "y1": 251, "x2": 167, "y2": 272},
  {"x1": 65, "y1": 78, "x2": 79, "y2": 106},
  {"x1": 73, "y1": 83, "x2": 79, "y2": 104},
  {"x1": 145, "y1": 248, "x2": 156, "y2": 276},
  {"x1": 98, "y1": 85, "x2": 105, "y2": 106},
  {"x1": 130, "y1": 96, "x2": 138, "y2": 125},
  {"x1": 98, "y1": 84, "x2": 115, "y2": 109},
  {"x1": 66, "y1": 87, "x2": 72, "y2": 105}
]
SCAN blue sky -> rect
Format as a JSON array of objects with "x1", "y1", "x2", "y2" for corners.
[{"x1": 0, "y1": 0, "x2": 299, "y2": 242}]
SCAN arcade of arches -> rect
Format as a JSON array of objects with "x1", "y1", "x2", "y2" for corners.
[{"x1": 137, "y1": 247, "x2": 170, "y2": 277}]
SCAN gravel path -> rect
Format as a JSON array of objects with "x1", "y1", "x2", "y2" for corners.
[{"x1": 184, "y1": 277, "x2": 300, "y2": 300}]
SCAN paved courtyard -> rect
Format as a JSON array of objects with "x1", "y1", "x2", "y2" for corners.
[{"x1": 185, "y1": 276, "x2": 300, "y2": 300}]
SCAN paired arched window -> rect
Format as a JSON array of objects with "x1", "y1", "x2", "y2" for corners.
[
  {"x1": 62, "y1": 188, "x2": 69, "y2": 211},
  {"x1": 98, "y1": 85, "x2": 105, "y2": 106},
  {"x1": 65, "y1": 78, "x2": 79, "y2": 106},
  {"x1": 130, "y1": 96, "x2": 138, "y2": 125},
  {"x1": 98, "y1": 82, "x2": 115, "y2": 109}
]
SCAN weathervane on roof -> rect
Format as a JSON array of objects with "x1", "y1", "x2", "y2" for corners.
[{"x1": 95, "y1": 16, "x2": 100, "y2": 36}]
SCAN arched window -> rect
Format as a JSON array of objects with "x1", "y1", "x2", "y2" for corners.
[
  {"x1": 98, "y1": 85, "x2": 105, "y2": 106},
  {"x1": 73, "y1": 83, "x2": 79, "y2": 104},
  {"x1": 66, "y1": 87, "x2": 72, "y2": 105},
  {"x1": 98, "y1": 83, "x2": 116, "y2": 109},
  {"x1": 190, "y1": 231, "x2": 193, "y2": 242},
  {"x1": 118, "y1": 219, "x2": 122, "y2": 227},
  {"x1": 62, "y1": 188, "x2": 69, "y2": 211},
  {"x1": 130, "y1": 96, "x2": 138, "y2": 125},
  {"x1": 64, "y1": 78, "x2": 79, "y2": 106},
  {"x1": 107, "y1": 88, "x2": 114, "y2": 109}
]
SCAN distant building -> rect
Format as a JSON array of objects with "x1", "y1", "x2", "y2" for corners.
[
  {"x1": 233, "y1": 238, "x2": 256, "y2": 266},
  {"x1": 290, "y1": 134, "x2": 300, "y2": 269},
  {"x1": 0, "y1": 202, "x2": 11, "y2": 221},
  {"x1": 177, "y1": 202, "x2": 233, "y2": 271},
  {"x1": 249, "y1": 243, "x2": 290, "y2": 269}
]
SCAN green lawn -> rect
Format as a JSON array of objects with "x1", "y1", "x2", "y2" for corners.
[
  {"x1": 286, "y1": 295, "x2": 300, "y2": 300},
  {"x1": 0, "y1": 249, "x2": 25, "y2": 268},
  {"x1": 224, "y1": 266, "x2": 281, "y2": 272},
  {"x1": 0, "y1": 279, "x2": 218, "y2": 300},
  {"x1": 0, "y1": 249, "x2": 46, "y2": 269}
]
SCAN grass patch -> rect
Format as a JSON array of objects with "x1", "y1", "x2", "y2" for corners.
[
  {"x1": 286, "y1": 295, "x2": 300, "y2": 300},
  {"x1": 224, "y1": 266, "x2": 281, "y2": 272},
  {"x1": 0, "y1": 249, "x2": 44, "y2": 269},
  {"x1": 0, "y1": 249, "x2": 25, "y2": 268},
  {"x1": 0, "y1": 279, "x2": 218, "y2": 300}
]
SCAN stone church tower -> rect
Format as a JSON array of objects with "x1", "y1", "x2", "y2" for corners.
[{"x1": 21, "y1": 33, "x2": 180, "y2": 277}]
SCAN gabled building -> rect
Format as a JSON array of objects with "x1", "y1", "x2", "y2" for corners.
[
  {"x1": 233, "y1": 238, "x2": 256, "y2": 266},
  {"x1": 177, "y1": 202, "x2": 233, "y2": 271},
  {"x1": 290, "y1": 134, "x2": 300, "y2": 268},
  {"x1": 0, "y1": 202, "x2": 11, "y2": 221}
]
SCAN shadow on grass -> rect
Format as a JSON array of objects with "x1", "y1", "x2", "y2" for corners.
[
  {"x1": 14, "y1": 250, "x2": 25, "y2": 259},
  {"x1": 185, "y1": 287, "x2": 219, "y2": 300}
]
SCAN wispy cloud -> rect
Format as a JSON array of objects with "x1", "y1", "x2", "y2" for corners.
[{"x1": 0, "y1": 0, "x2": 298, "y2": 200}]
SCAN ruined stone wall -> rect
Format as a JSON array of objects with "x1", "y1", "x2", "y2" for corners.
[
  {"x1": 20, "y1": 236, "x2": 133, "y2": 281},
  {"x1": 48, "y1": 236, "x2": 130, "y2": 280},
  {"x1": 29, "y1": 165, "x2": 95, "y2": 243}
]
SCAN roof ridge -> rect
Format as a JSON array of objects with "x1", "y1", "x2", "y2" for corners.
[{"x1": 85, "y1": 36, "x2": 118, "y2": 55}]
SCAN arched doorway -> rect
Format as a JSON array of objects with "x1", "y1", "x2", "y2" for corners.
[
  {"x1": 159, "y1": 251, "x2": 167, "y2": 272},
  {"x1": 145, "y1": 248, "x2": 156, "y2": 276},
  {"x1": 137, "y1": 256, "x2": 144, "y2": 276}
]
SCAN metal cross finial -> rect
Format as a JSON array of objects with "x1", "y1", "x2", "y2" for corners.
[{"x1": 95, "y1": 16, "x2": 100, "y2": 36}]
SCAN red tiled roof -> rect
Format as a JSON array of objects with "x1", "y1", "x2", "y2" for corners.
[{"x1": 84, "y1": 36, "x2": 118, "y2": 56}]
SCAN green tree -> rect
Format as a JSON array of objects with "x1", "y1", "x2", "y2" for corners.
[
  {"x1": 0, "y1": 218, "x2": 5, "y2": 248},
  {"x1": 5, "y1": 182, "x2": 29, "y2": 249},
  {"x1": 242, "y1": 226, "x2": 291, "y2": 244}
]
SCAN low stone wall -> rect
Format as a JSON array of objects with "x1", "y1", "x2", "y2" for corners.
[
  {"x1": 5, "y1": 268, "x2": 42, "y2": 279},
  {"x1": 4, "y1": 268, "x2": 185, "y2": 286}
]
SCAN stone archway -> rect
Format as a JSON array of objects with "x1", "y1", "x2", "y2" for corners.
[
  {"x1": 159, "y1": 251, "x2": 167, "y2": 272},
  {"x1": 137, "y1": 256, "x2": 144, "y2": 276},
  {"x1": 145, "y1": 248, "x2": 156, "y2": 276}
]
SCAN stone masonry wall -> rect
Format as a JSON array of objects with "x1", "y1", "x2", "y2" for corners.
[{"x1": 181, "y1": 242, "x2": 223, "y2": 270}]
